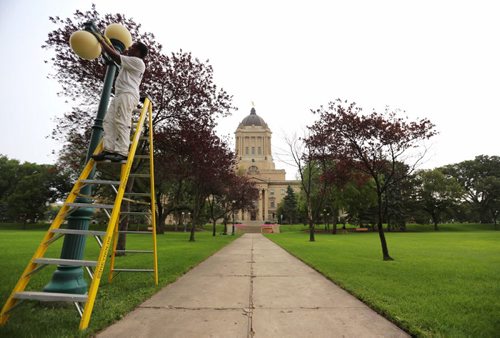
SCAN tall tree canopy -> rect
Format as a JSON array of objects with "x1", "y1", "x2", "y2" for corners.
[
  {"x1": 443, "y1": 155, "x2": 500, "y2": 225},
  {"x1": 43, "y1": 4, "x2": 234, "y2": 172}
]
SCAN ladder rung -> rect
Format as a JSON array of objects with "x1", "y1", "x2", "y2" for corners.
[
  {"x1": 34, "y1": 258, "x2": 97, "y2": 267},
  {"x1": 120, "y1": 211, "x2": 150, "y2": 215},
  {"x1": 51, "y1": 229, "x2": 107, "y2": 236},
  {"x1": 119, "y1": 231, "x2": 152, "y2": 234},
  {"x1": 66, "y1": 203, "x2": 114, "y2": 209},
  {"x1": 122, "y1": 198, "x2": 150, "y2": 206},
  {"x1": 14, "y1": 291, "x2": 88, "y2": 303},
  {"x1": 115, "y1": 250, "x2": 153, "y2": 253},
  {"x1": 79, "y1": 179, "x2": 121, "y2": 185},
  {"x1": 112, "y1": 268, "x2": 154, "y2": 272},
  {"x1": 129, "y1": 174, "x2": 150, "y2": 178},
  {"x1": 134, "y1": 155, "x2": 149, "y2": 159},
  {"x1": 124, "y1": 193, "x2": 151, "y2": 197}
]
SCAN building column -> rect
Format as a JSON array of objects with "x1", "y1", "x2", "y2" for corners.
[
  {"x1": 264, "y1": 188, "x2": 269, "y2": 221},
  {"x1": 257, "y1": 189, "x2": 264, "y2": 221},
  {"x1": 261, "y1": 189, "x2": 265, "y2": 221}
]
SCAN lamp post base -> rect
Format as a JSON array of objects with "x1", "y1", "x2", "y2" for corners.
[
  {"x1": 44, "y1": 205, "x2": 92, "y2": 294},
  {"x1": 43, "y1": 267, "x2": 88, "y2": 294}
]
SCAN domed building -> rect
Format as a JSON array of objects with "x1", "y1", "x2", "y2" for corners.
[{"x1": 235, "y1": 107, "x2": 300, "y2": 222}]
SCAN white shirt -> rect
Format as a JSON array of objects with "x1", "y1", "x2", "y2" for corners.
[{"x1": 115, "y1": 55, "x2": 145, "y2": 101}]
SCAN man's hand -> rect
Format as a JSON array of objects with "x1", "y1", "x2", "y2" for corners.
[{"x1": 99, "y1": 35, "x2": 121, "y2": 65}]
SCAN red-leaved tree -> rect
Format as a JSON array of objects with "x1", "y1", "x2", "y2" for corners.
[{"x1": 307, "y1": 99, "x2": 437, "y2": 260}]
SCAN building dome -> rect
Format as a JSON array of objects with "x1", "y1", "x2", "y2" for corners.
[{"x1": 240, "y1": 107, "x2": 268, "y2": 127}]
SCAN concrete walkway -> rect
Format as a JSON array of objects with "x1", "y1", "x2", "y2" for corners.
[{"x1": 98, "y1": 234, "x2": 409, "y2": 338}]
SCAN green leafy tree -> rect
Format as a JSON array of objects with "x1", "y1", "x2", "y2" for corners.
[
  {"x1": 415, "y1": 168, "x2": 463, "y2": 230},
  {"x1": 0, "y1": 156, "x2": 70, "y2": 224},
  {"x1": 444, "y1": 155, "x2": 500, "y2": 226},
  {"x1": 282, "y1": 185, "x2": 298, "y2": 224}
]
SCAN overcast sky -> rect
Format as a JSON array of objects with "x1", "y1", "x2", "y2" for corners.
[{"x1": 1, "y1": 0, "x2": 499, "y2": 179}]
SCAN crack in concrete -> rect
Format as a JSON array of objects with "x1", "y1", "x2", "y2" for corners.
[
  {"x1": 247, "y1": 235, "x2": 256, "y2": 338},
  {"x1": 139, "y1": 305, "x2": 246, "y2": 310}
]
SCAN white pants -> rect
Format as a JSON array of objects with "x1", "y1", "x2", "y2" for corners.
[{"x1": 103, "y1": 94, "x2": 138, "y2": 156}]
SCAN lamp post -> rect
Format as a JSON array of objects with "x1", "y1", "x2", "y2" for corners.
[
  {"x1": 231, "y1": 200, "x2": 236, "y2": 235},
  {"x1": 44, "y1": 22, "x2": 132, "y2": 294},
  {"x1": 182, "y1": 212, "x2": 185, "y2": 232}
]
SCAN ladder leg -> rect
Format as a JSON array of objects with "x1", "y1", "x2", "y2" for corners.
[
  {"x1": 108, "y1": 216, "x2": 120, "y2": 284},
  {"x1": 148, "y1": 104, "x2": 159, "y2": 286}
]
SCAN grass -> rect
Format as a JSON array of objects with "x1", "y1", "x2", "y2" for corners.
[
  {"x1": 266, "y1": 223, "x2": 500, "y2": 337},
  {"x1": 0, "y1": 227, "x2": 238, "y2": 337}
]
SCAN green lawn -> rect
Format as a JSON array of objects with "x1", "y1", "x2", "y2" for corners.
[
  {"x1": 267, "y1": 224, "x2": 500, "y2": 337},
  {"x1": 0, "y1": 228, "x2": 237, "y2": 337}
]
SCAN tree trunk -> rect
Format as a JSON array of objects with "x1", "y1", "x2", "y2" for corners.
[
  {"x1": 377, "y1": 194, "x2": 393, "y2": 261},
  {"x1": 190, "y1": 195, "x2": 202, "y2": 242},
  {"x1": 156, "y1": 195, "x2": 165, "y2": 234},
  {"x1": 212, "y1": 220, "x2": 216, "y2": 237},
  {"x1": 307, "y1": 200, "x2": 315, "y2": 241},
  {"x1": 156, "y1": 214, "x2": 165, "y2": 234},
  {"x1": 309, "y1": 219, "x2": 315, "y2": 241},
  {"x1": 189, "y1": 216, "x2": 196, "y2": 242},
  {"x1": 223, "y1": 217, "x2": 228, "y2": 235},
  {"x1": 332, "y1": 222, "x2": 336, "y2": 234}
]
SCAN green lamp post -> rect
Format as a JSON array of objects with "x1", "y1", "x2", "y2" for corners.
[{"x1": 44, "y1": 22, "x2": 132, "y2": 294}]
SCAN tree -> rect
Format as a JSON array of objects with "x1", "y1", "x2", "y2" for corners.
[
  {"x1": 155, "y1": 119, "x2": 236, "y2": 241},
  {"x1": 284, "y1": 134, "x2": 331, "y2": 242},
  {"x1": 0, "y1": 155, "x2": 70, "y2": 224},
  {"x1": 337, "y1": 176, "x2": 377, "y2": 227},
  {"x1": 206, "y1": 174, "x2": 257, "y2": 236},
  {"x1": 307, "y1": 99, "x2": 436, "y2": 260},
  {"x1": 444, "y1": 155, "x2": 500, "y2": 226},
  {"x1": 415, "y1": 168, "x2": 463, "y2": 230},
  {"x1": 282, "y1": 186, "x2": 298, "y2": 224}
]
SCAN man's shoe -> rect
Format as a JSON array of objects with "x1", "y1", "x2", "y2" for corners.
[
  {"x1": 92, "y1": 151, "x2": 112, "y2": 161},
  {"x1": 103, "y1": 153, "x2": 128, "y2": 163}
]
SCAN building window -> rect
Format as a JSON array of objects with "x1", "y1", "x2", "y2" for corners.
[
  {"x1": 270, "y1": 201, "x2": 275, "y2": 208},
  {"x1": 245, "y1": 147, "x2": 249, "y2": 155},
  {"x1": 270, "y1": 189, "x2": 274, "y2": 196},
  {"x1": 252, "y1": 147, "x2": 255, "y2": 154},
  {"x1": 281, "y1": 188, "x2": 286, "y2": 195},
  {"x1": 258, "y1": 147, "x2": 261, "y2": 155},
  {"x1": 248, "y1": 166, "x2": 259, "y2": 174}
]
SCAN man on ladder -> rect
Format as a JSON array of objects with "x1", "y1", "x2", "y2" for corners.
[{"x1": 92, "y1": 38, "x2": 148, "y2": 162}]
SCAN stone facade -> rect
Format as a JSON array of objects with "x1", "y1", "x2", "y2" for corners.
[{"x1": 235, "y1": 107, "x2": 300, "y2": 222}]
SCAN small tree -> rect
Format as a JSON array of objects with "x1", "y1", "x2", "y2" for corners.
[
  {"x1": 284, "y1": 134, "x2": 330, "y2": 242},
  {"x1": 282, "y1": 186, "x2": 298, "y2": 224}
]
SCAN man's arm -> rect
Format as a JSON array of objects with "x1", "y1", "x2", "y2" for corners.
[{"x1": 98, "y1": 36, "x2": 121, "y2": 65}]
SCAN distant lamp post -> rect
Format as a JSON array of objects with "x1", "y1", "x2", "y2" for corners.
[
  {"x1": 280, "y1": 214, "x2": 283, "y2": 224},
  {"x1": 187, "y1": 212, "x2": 191, "y2": 232},
  {"x1": 44, "y1": 22, "x2": 131, "y2": 294},
  {"x1": 231, "y1": 200, "x2": 236, "y2": 235},
  {"x1": 182, "y1": 212, "x2": 185, "y2": 232}
]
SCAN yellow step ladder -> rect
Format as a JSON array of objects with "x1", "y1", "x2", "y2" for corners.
[{"x1": 0, "y1": 98, "x2": 157, "y2": 330}]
